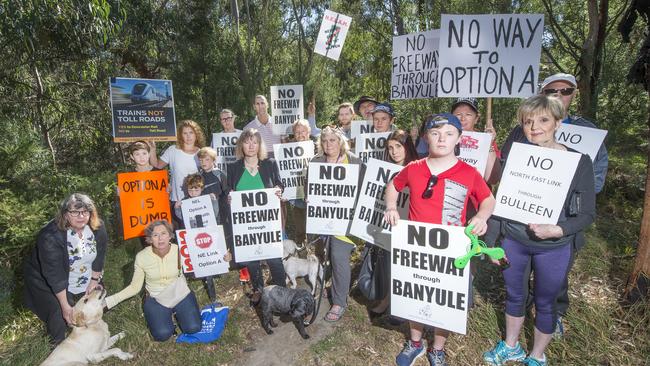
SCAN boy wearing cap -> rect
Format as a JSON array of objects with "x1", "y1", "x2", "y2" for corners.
[
  {"x1": 371, "y1": 103, "x2": 397, "y2": 133},
  {"x1": 384, "y1": 114, "x2": 496, "y2": 366}
]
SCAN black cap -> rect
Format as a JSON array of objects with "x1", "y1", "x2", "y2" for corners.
[
  {"x1": 353, "y1": 96, "x2": 379, "y2": 115},
  {"x1": 451, "y1": 97, "x2": 479, "y2": 113}
]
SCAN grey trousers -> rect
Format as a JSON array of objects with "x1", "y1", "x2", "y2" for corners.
[{"x1": 330, "y1": 236, "x2": 355, "y2": 307}]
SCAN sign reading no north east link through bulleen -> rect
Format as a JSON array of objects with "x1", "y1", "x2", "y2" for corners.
[{"x1": 109, "y1": 77, "x2": 177, "y2": 142}]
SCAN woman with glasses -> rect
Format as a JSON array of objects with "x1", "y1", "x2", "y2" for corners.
[
  {"x1": 23, "y1": 193, "x2": 108, "y2": 345},
  {"x1": 308, "y1": 125, "x2": 365, "y2": 322},
  {"x1": 482, "y1": 95, "x2": 595, "y2": 366},
  {"x1": 219, "y1": 109, "x2": 242, "y2": 133},
  {"x1": 384, "y1": 114, "x2": 495, "y2": 366}
]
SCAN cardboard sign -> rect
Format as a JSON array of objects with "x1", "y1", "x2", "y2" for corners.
[
  {"x1": 349, "y1": 158, "x2": 409, "y2": 250},
  {"x1": 391, "y1": 30, "x2": 440, "y2": 100},
  {"x1": 176, "y1": 230, "x2": 194, "y2": 274},
  {"x1": 458, "y1": 131, "x2": 492, "y2": 177},
  {"x1": 494, "y1": 142, "x2": 581, "y2": 224},
  {"x1": 274, "y1": 141, "x2": 316, "y2": 200},
  {"x1": 211, "y1": 132, "x2": 241, "y2": 172},
  {"x1": 184, "y1": 226, "x2": 229, "y2": 278},
  {"x1": 555, "y1": 123, "x2": 607, "y2": 162},
  {"x1": 350, "y1": 120, "x2": 374, "y2": 142},
  {"x1": 355, "y1": 132, "x2": 391, "y2": 163},
  {"x1": 391, "y1": 220, "x2": 471, "y2": 334},
  {"x1": 306, "y1": 163, "x2": 360, "y2": 236},
  {"x1": 230, "y1": 189, "x2": 283, "y2": 262},
  {"x1": 117, "y1": 170, "x2": 171, "y2": 240},
  {"x1": 314, "y1": 10, "x2": 352, "y2": 61},
  {"x1": 109, "y1": 77, "x2": 176, "y2": 142},
  {"x1": 181, "y1": 194, "x2": 218, "y2": 229},
  {"x1": 270, "y1": 85, "x2": 304, "y2": 135},
  {"x1": 437, "y1": 14, "x2": 544, "y2": 97}
]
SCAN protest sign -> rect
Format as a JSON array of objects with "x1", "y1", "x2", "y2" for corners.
[
  {"x1": 306, "y1": 163, "x2": 360, "y2": 236},
  {"x1": 437, "y1": 14, "x2": 544, "y2": 97},
  {"x1": 355, "y1": 132, "x2": 391, "y2": 163},
  {"x1": 494, "y1": 142, "x2": 581, "y2": 224},
  {"x1": 230, "y1": 188, "x2": 283, "y2": 262},
  {"x1": 556, "y1": 123, "x2": 608, "y2": 162},
  {"x1": 314, "y1": 10, "x2": 352, "y2": 61},
  {"x1": 110, "y1": 77, "x2": 176, "y2": 142},
  {"x1": 176, "y1": 230, "x2": 194, "y2": 274},
  {"x1": 211, "y1": 132, "x2": 241, "y2": 172},
  {"x1": 270, "y1": 85, "x2": 304, "y2": 135},
  {"x1": 118, "y1": 170, "x2": 171, "y2": 240},
  {"x1": 181, "y1": 194, "x2": 218, "y2": 229},
  {"x1": 349, "y1": 158, "x2": 409, "y2": 250},
  {"x1": 184, "y1": 226, "x2": 229, "y2": 278},
  {"x1": 391, "y1": 30, "x2": 440, "y2": 100},
  {"x1": 458, "y1": 131, "x2": 492, "y2": 177},
  {"x1": 391, "y1": 220, "x2": 471, "y2": 334},
  {"x1": 274, "y1": 141, "x2": 316, "y2": 200},
  {"x1": 350, "y1": 120, "x2": 374, "y2": 141}
]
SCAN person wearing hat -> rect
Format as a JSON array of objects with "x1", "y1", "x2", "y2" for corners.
[
  {"x1": 384, "y1": 113, "x2": 496, "y2": 366},
  {"x1": 353, "y1": 96, "x2": 379, "y2": 120},
  {"x1": 371, "y1": 103, "x2": 396, "y2": 133},
  {"x1": 499, "y1": 73, "x2": 609, "y2": 338}
]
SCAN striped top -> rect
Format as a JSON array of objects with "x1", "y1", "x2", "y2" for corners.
[{"x1": 245, "y1": 116, "x2": 282, "y2": 155}]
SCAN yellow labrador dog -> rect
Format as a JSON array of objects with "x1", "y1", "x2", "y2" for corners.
[{"x1": 40, "y1": 288, "x2": 133, "y2": 366}]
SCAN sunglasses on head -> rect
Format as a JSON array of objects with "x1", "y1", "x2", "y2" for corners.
[
  {"x1": 543, "y1": 87, "x2": 575, "y2": 96},
  {"x1": 421, "y1": 174, "x2": 439, "y2": 199}
]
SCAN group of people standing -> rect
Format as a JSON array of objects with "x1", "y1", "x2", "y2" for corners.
[{"x1": 23, "y1": 72, "x2": 607, "y2": 366}]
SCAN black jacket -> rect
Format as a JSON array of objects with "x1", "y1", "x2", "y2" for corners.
[
  {"x1": 24, "y1": 220, "x2": 108, "y2": 294},
  {"x1": 226, "y1": 158, "x2": 284, "y2": 192}
]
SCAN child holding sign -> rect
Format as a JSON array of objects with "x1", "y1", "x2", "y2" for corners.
[{"x1": 384, "y1": 114, "x2": 495, "y2": 366}]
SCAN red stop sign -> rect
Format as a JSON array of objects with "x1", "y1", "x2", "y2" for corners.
[{"x1": 195, "y1": 232, "x2": 213, "y2": 249}]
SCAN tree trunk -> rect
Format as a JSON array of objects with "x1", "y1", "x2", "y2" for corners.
[
  {"x1": 31, "y1": 64, "x2": 57, "y2": 168},
  {"x1": 391, "y1": 0, "x2": 405, "y2": 35},
  {"x1": 577, "y1": 0, "x2": 609, "y2": 120}
]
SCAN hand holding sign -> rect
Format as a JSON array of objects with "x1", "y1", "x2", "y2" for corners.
[
  {"x1": 528, "y1": 223, "x2": 563, "y2": 240},
  {"x1": 485, "y1": 118, "x2": 496, "y2": 142}
]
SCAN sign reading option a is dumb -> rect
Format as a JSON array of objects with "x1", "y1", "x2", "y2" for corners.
[{"x1": 118, "y1": 170, "x2": 171, "y2": 240}]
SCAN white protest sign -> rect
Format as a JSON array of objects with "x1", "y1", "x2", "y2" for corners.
[
  {"x1": 306, "y1": 163, "x2": 360, "y2": 236},
  {"x1": 181, "y1": 194, "x2": 217, "y2": 229},
  {"x1": 175, "y1": 229, "x2": 193, "y2": 274},
  {"x1": 270, "y1": 85, "x2": 304, "y2": 135},
  {"x1": 391, "y1": 220, "x2": 471, "y2": 334},
  {"x1": 494, "y1": 142, "x2": 581, "y2": 224},
  {"x1": 211, "y1": 132, "x2": 241, "y2": 172},
  {"x1": 556, "y1": 123, "x2": 607, "y2": 162},
  {"x1": 184, "y1": 226, "x2": 229, "y2": 278},
  {"x1": 349, "y1": 158, "x2": 409, "y2": 250},
  {"x1": 458, "y1": 131, "x2": 492, "y2": 177},
  {"x1": 230, "y1": 188, "x2": 283, "y2": 262},
  {"x1": 437, "y1": 14, "x2": 544, "y2": 97},
  {"x1": 314, "y1": 10, "x2": 352, "y2": 61},
  {"x1": 391, "y1": 30, "x2": 440, "y2": 100},
  {"x1": 355, "y1": 132, "x2": 391, "y2": 163},
  {"x1": 274, "y1": 141, "x2": 316, "y2": 200},
  {"x1": 350, "y1": 120, "x2": 374, "y2": 141}
]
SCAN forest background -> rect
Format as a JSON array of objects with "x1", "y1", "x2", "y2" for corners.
[{"x1": 0, "y1": 0, "x2": 648, "y2": 365}]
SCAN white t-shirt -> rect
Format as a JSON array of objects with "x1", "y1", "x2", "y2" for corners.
[
  {"x1": 244, "y1": 116, "x2": 282, "y2": 154},
  {"x1": 160, "y1": 145, "x2": 199, "y2": 201}
]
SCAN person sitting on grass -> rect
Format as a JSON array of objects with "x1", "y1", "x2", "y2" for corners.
[{"x1": 384, "y1": 114, "x2": 496, "y2": 366}]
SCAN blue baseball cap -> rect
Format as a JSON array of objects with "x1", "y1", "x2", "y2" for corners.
[
  {"x1": 371, "y1": 103, "x2": 395, "y2": 117},
  {"x1": 425, "y1": 113, "x2": 462, "y2": 132}
]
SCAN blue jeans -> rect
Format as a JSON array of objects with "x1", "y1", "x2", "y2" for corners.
[{"x1": 143, "y1": 291, "x2": 202, "y2": 341}]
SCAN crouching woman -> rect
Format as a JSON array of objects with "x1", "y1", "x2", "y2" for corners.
[{"x1": 104, "y1": 220, "x2": 201, "y2": 341}]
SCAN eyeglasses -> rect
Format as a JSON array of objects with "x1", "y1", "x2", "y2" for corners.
[
  {"x1": 68, "y1": 210, "x2": 90, "y2": 217},
  {"x1": 542, "y1": 87, "x2": 575, "y2": 96},
  {"x1": 421, "y1": 174, "x2": 439, "y2": 199},
  {"x1": 220, "y1": 116, "x2": 233, "y2": 121}
]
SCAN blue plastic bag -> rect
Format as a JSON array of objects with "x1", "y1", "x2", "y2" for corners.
[{"x1": 176, "y1": 304, "x2": 229, "y2": 343}]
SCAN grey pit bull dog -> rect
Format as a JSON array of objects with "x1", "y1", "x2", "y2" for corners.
[{"x1": 260, "y1": 285, "x2": 315, "y2": 339}]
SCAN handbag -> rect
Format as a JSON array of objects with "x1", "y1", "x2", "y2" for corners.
[
  {"x1": 153, "y1": 275, "x2": 191, "y2": 308},
  {"x1": 357, "y1": 244, "x2": 387, "y2": 301},
  {"x1": 176, "y1": 304, "x2": 230, "y2": 344}
]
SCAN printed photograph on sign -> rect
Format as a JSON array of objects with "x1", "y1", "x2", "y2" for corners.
[
  {"x1": 181, "y1": 194, "x2": 218, "y2": 229},
  {"x1": 458, "y1": 130, "x2": 492, "y2": 177},
  {"x1": 349, "y1": 158, "x2": 409, "y2": 250},
  {"x1": 437, "y1": 14, "x2": 544, "y2": 98},
  {"x1": 211, "y1": 132, "x2": 241, "y2": 173},
  {"x1": 555, "y1": 123, "x2": 608, "y2": 162},
  {"x1": 390, "y1": 220, "x2": 471, "y2": 334},
  {"x1": 117, "y1": 170, "x2": 171, "y2": 240},
  {"x1": 274, "y1": 141, "x2": 316, "y2": 200},
  {"x1": 270, "y1": 85, "x2": 304, "y2": 135},
  {"x1": 314, "y1": 10, "x2": 352, "y2": 61},
  {"x1": 110, "y1": 77, "x2": 177, "y2": 142},
  {"x1": 355, "y1": 132, "x2": 391, "y2": 163},
  {"x1": 391, "y1": 30, "x2": 440, "y2": 100},
  {"x1": 230, "y1": 188, "x2": 283, "y2": 262},
  {"x1": 185, "y1": 226, "x2": 229, "y2": 278},
  {"x1": 494, "y1": 142, "x2": 581, "y2": 224},
  {"x1": 306, "y1": 163, "x2": 360, "y2": 236}
]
